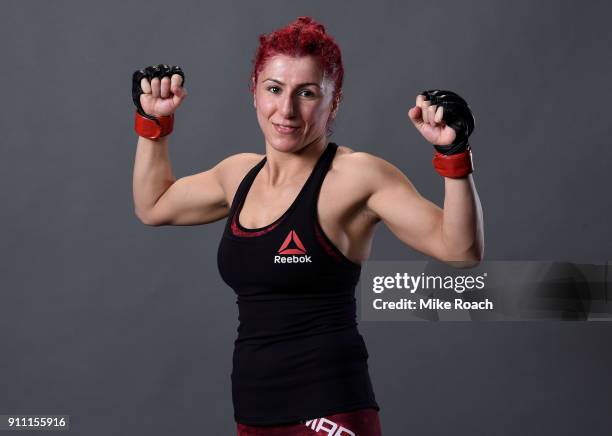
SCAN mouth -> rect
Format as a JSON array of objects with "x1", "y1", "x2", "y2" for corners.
[{"x1": 273, "y1": 123, "x2": 301, "y2": 134}]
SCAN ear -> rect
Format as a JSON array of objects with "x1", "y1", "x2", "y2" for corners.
[{"x1": 328, "y1": 94, "x2": 340, "y2": 121}]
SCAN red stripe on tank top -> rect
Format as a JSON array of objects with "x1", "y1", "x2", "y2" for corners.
[{"x1": 230, "y1": 199, "x2": 284, "y2": 237}]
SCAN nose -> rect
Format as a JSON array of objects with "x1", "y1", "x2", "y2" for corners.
[{"x1": 279, "y1": 93, "x2": 296, "y2": 119}]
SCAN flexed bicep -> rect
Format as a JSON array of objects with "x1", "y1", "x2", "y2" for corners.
[{"x1": 364, "y1": 157, "x2": 450, "y2": 261}]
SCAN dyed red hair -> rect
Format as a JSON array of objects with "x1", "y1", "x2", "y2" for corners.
[{"x1": 249, "y1": 17, "x2": 344, "y2": 115}]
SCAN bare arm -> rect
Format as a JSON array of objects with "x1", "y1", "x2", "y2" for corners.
[
  {"x1": 132, "y1": 135, "x2": 173, "y2": 222},
  {"x1": 131, "y1": 65, "x2": 229, "y2": 226},
  {"x1": 365, "y1": 90, "x2": 484, "y2": 263},
  {"x1": 440, "y1": 175, "x2": 484, "y2": 261},
  {"x1": 132, "y1": 136, "x2": 228, "y2": 226},
  {"x1": 363, "y1": 154, "x2": 483, "y2": 262}
]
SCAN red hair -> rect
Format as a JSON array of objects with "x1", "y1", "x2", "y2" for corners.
[{"x1": 249, "y1": 17, "x2": 344, "y2": 109}]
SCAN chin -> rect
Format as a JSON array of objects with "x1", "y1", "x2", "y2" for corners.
[{"x1": 267, "y1": 136, "x2": 309, "y2": 153}]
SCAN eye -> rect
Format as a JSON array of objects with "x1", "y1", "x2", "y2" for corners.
[
  {"x1": 299, "y1": 89, "x2": 315, "y2": 97},
  {"x1": 267, "y1": 86, "x2": 280, "y2": 94}
]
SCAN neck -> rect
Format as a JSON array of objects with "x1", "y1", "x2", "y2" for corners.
[{"x1": 263, "y1": 136, "x2": 328, "y2": 186}]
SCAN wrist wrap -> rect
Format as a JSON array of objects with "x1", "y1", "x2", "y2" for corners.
[
  {"x1": 134, "y1": 111, "x2": 174, "y2": 139},
  {"x1": 432, "y1": 147, "x2": 473, "y2": 178}
]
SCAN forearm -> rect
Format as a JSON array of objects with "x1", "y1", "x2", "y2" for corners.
[
  {"x1": 132, "y1": 135, "x2": 176, "y2": 220},
  {"x1": 440, "y1": 175, "x2": 484, "y2": 261}
]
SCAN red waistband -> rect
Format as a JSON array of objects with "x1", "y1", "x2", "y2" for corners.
[{"x1": 236, "y1": 408, "x2": 381, "y2": 436}]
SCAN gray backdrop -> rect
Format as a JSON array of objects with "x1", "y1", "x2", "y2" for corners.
[{"x1": 2, "y1": 0, "x2": 611, "y2": 435}]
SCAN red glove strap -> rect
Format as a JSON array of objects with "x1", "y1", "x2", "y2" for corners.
[
  {"x1": 134, "y1": 111, "x2": 174, "y2": 139},
  {"x1": 432, "y1": 148, "x2": 474, "y2": 178}
]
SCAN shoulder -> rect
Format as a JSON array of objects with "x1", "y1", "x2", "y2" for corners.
[
  {"x1": 215, "y1": 152, "x2": 263, "y2": 170},
  {"x1": 331, "y1": 145, "x2": 410, "y2": 194},
  {"x1": 214, "y1": 152, "x2": 263, "y2": 180},
  {"x1": 213, "y1": 152, "x2": 264, "y2": 200}
]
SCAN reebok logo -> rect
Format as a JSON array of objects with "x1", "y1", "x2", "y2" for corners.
[{"x1": 274, "y1": 230, "x2": 312, "y2": 264}]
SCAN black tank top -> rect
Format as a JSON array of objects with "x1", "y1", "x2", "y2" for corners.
[{"x1": 217, "y1": 142, "x2": 379, "y2": 426}]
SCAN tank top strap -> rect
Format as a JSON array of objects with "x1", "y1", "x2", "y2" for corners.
[
  {"x1": 292, "y1": 142, "x2": 338, "y2": 217},
  {"x1": 225, "y1": 156, "x2": 267, "y2": 230}
]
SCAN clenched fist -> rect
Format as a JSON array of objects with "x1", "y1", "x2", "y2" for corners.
[
  {"x1": 132, "y1": 64, "x2": 187, "y2": 119},
  {"x1": 408, "y1": 90, "x2": 475, "y2": 155}
]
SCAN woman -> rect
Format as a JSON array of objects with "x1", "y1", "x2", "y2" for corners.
[{"x1": 132, "y1": 17, "x2": 483, "y2": 436}]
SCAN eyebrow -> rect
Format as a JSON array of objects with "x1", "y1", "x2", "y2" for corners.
[{"x1": 263, "y1": 78, "x2": 321, "y2": 88}]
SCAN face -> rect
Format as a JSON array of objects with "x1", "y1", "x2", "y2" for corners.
[{"x1": 253, "y1": 55, "x2": 337, "y2": 153}]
